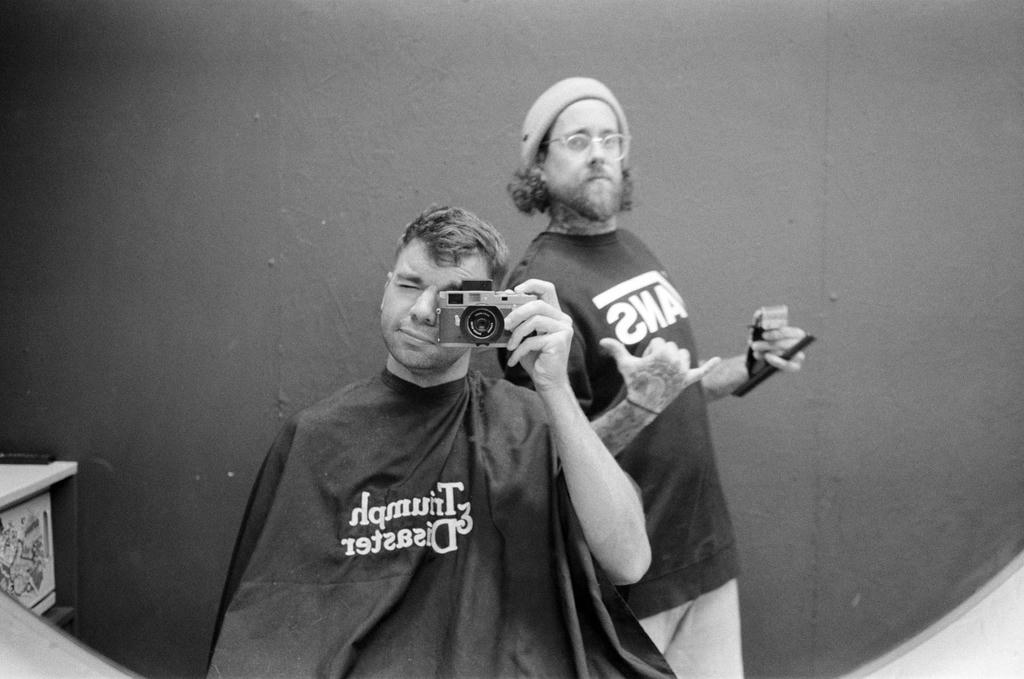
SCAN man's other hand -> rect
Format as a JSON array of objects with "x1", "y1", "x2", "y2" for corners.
[{"x1": 601, "y1": 337, "x2": 721, "y2": 414}]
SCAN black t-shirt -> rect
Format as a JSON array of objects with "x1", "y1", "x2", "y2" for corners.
[
  {"x1": 503, "y1": 229, "x2": 739, "y2": 617},
  {"x1": 209, "y1": 369, "x2": 672, "y2": 678}
]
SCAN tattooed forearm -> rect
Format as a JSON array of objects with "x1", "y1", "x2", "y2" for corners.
[
  {"x1": 591, "y1": 337, "x2": 723, "y2": 453},
  {"x1": 591, "y1": 399, "x2": 659, "y2": 456},
  {"x1": 626, "y1": 358, "x2": 689, "y2": 412}
]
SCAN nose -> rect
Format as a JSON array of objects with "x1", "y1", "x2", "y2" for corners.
[
  {"x1": 410, "y1": 287, "x2": 438, "y2": 326},
  {"x1": 587, "y1": 137, "x2": 610, "y2": 163}
]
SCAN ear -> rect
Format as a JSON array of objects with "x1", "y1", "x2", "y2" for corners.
[
  {"x1": 530, "y1": 163, "x2": 547, "y2": 187},
  {"x1": 381, "y1": 272, "x2": 392, "y2": 311}
]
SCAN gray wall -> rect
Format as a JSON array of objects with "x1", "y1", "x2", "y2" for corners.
[{"x1": 2, "y1": 1, "x2": 1022, "y2": 677}]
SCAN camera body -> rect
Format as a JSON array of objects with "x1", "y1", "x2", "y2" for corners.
[{"x1": 436, "y1": 280, "x2": 536, "y2": 347}]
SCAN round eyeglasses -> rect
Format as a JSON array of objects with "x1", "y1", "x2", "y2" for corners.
[{"x1": 545, "y1": 133, "x2": 629, "y2": 161}]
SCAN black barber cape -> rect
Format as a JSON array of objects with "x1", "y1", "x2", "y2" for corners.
[{"x1": 208, "y1": 370, "x2": 672, "y2": 678}]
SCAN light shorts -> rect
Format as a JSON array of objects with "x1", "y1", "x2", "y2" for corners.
[{"x1": 638, "y1": 578, "x2": 744, "y2": 679}]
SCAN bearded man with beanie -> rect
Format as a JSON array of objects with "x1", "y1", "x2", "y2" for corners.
[{"x1": 500, "y1": 77, "x2": 810, "y2": 678}]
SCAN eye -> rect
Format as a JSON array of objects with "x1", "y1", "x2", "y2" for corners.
[
  {"x1": 393, "y1": 279, "x2": 420, "y2": 291},
  {"x1": 564, "y1": 133, "x2": 591, "y2": 152},
  {"x1": 601, "y1": 134, "x2": 624, "y2": 152}
]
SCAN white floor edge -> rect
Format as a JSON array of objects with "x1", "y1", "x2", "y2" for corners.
[{"x1": 843, "y1": 549, "x2": 1024, "y2": 679}]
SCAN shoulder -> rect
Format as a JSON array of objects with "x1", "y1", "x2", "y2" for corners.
[
  {"x1": 468, "y1": 372, "x2": 555, "y2": 470},
  {"x1": 507, "y1": 234, "x2": 578, "y2": 284},
  {"x1": 616, "y1": 228, "x2": 658, "y2": 258},
  {"x1": 263, "y1": 375, "x2": 386, "y2": 473},
  {"x1": 471, "y1": 371, "x2": 543, "y2": 406},
  {"x1": 288, "y1": 375, "x2": 382, "y2": 432},
  {"x1": 470, "y1": 372, "x2": 548, "y2": 425},
  {"x1": 507, "y1": 239, "x2": 593, "y2": 310}
]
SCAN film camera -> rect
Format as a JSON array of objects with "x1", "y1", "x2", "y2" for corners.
[{"x1": 436, "y1": 280, "x2": 536, "y2": 347}]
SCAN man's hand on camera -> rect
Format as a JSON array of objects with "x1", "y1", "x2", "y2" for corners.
[
  {"x1": 601, "y1": 337, "x2": 721, "y2": 415},
  {"x1": 503, "y1": 279, "x2": 573, "y2": 392}
]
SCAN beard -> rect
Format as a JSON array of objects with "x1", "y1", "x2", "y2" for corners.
[{"x1": 551, "y1": 175, "x2": 623, "y2": 223}]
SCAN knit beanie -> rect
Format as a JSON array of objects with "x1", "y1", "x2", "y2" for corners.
[{"x1": 519, "y1": 77, "x2": 630, "y2": 172}]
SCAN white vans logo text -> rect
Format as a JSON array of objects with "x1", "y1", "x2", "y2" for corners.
[{"x1": 592, "y1": 271, "x2": 688, "y2": 345}]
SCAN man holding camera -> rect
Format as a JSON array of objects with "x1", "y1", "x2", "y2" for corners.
[
  {"x1": 207, "y1": 205, "x2": 716, "y2": 678},
  {"x1": 501, "y1": 78, "x2": 809, "y2": 677}
]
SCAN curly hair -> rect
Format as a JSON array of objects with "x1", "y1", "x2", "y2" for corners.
[{"x1": 507, "y1": 165, "x2": 634, "y2": 216}]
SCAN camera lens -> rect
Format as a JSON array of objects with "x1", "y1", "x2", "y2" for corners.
[{"x1": 461, "y1": 306, "x2": 503, "y2": 343}]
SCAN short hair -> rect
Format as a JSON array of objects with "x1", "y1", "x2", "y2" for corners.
[
  {"x1": 396, "y1": 205, "x2": 510, "y2": 284},
  {"x1": 507, "y1": 163, "x2": 635, "y2": 216}
]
